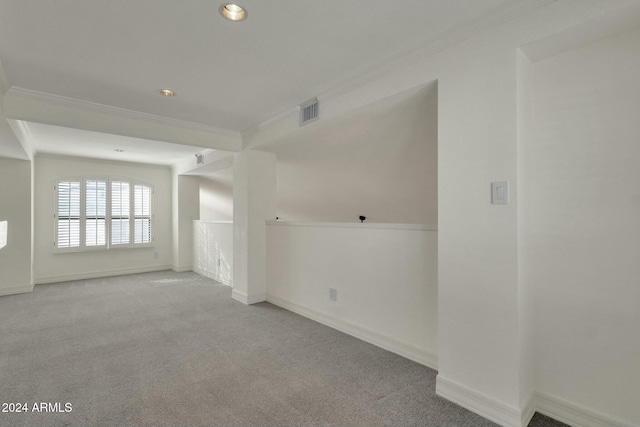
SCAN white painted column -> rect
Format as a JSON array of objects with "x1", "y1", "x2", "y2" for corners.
[
  {"x1": 434, "y1": 51, "x2": 526, "y2": 427},
  {"x1": 232, "y1": 150, "x2": 276, "y2": 304},
  {"x1": 172, "y1": 173, "x2": 200, "y2": 271}
]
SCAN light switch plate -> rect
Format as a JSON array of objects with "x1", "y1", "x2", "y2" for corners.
[{"x1": 491, "y1": 181, "x2": 509, "y2": 205}]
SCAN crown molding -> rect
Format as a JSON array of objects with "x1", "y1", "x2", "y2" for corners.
[
  {"x1": 319, "y1": 0, "x2": 554, "y2": 103},
  {"x1": 6, "y1": 118, "x2": 37, "y2": 160},
  {"x1": 241, "y1": 105, "x2": 298, "y2": 140},
  {"x1": 5, "y1": 87, "x2": 241, "y2": 137},
  {"x1": 35, "y1": 152, "x2": 172, "y2": 170},
  {"x1": 241, "y1": 0, "x2": 554, "y2": 137},
  {"x1": 521, "y1": 1, "x2": 640, "y2": 63}
]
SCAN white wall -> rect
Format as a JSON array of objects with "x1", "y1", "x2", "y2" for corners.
[
  {"x1": 266, "y1": 222, "x2": 438, "y2": 368},
  {"x1": 34, "y1": 155, "x2": 172, "y2": 283},
  {"x1": 199, "y1": 171, "x2": 233, "y2": 221},
  {"x1": 192, "y1": 220, "x2": 233, "y2": 286},
  {"x1": 0, "y1": 157, "x2": 32, "y2": 295},
  {"x1": 524, "y1": 27, "x2": 640, "y2": 425},
  {"x1": 265, "y1": 84, "x2": 437, "y2": 224},
  {"x1": 244, "y1": 3, "x2": 640, "y2": 426}
]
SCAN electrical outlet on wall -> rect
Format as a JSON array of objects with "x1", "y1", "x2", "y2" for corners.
[{"x1": 329, "y1": 288, "x2": 337, "y2": 302}]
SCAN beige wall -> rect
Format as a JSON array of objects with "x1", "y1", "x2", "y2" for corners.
[
  {"x1": 199, "y1": 171, "x2": 233, "y2": 221},
  {"x1": 265, "y1": 84, "x2": 437, "y2": 224}
]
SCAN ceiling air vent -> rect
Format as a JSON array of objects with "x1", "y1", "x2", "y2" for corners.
[{"x1": 299, "y1": 98, "x2": 319, "y2": 126}]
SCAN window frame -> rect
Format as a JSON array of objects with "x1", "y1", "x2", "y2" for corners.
[{"x1": 54, "y1": 176, "x2": 154, "y2": 253}]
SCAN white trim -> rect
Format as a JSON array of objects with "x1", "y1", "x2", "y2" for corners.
[
  {"x1": 247, "y1": 293, "x2": 266, "y2": 304},
  {"x1": 35, "y1": 265, "x2": 171, "y2": 285},
  {"x1": 171, "y1": 265, "x2": 192, "y2": 273},
  {"x1": 36, "y1": 152, "x2": 171, "y2": 170},
  {"x1": 241, "y1": 105, "x2": 299, "y2": 139},
  {"x1": 535, "y1": 392, "x2": 635, "y2": 427},
  {"x1": 0, "y1": 283, "x2": 34, "y2": 297},
  {"x1": 231, "y1": 289, "x2": 247, "y2": 304},
  {"x1": 266, "y1": 221, "x2": 437, "y2": 231},
  {"x1": 436, "y1": 375, "x2": 522, "y2": 427},
  {"x1": 193, "y1": 220, "x2": 233, "y2": 224},
  {"x1": 241, "y1": 0, "x2": 553, "y2": 136},
  {"x1": 266, "y1": 294, "x2": 438, "y2": 370},
  {"x1": 6, "y1": 119, "x2": 37, "y2": 159},
  {"x1": 231, "y1": 289, "x2": 266, "y2": 305},
  {"x1": 6, "y1": 87, "x2": 241, "y2": 137},
  {"x1": 317, "y1": 1, "x2": 553, "y2": 108},
  {"x1": 521, "y1": 392, "x2": 537, "y2": 427}
]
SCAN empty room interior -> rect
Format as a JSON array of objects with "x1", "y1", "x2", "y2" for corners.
[{"x1": 0, "y1": 1, "x2": 639, "y2": 427}]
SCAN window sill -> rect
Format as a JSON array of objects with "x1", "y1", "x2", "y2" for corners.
[{"x1": 53, "y1": 243, "x2": 154, "y2": 254}]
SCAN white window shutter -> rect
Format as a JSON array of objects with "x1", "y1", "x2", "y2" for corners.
[
  {"x1": 134, "y1": 184, "x2": 152, "y2": 244},
  {"x1": 85, "y1": 179, "x2": 107, "y2": 247},
  {"x1": 56, "y1": 180, "x2": 81, "y2": 248},
  {"x1": 111, "y1": 180, "x2": 130, "y2": 245}
]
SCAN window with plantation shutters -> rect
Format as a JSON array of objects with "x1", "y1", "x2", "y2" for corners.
[
  {"x1": 134, "y1": 184, "x2": 152, "y2": 244},
  {"x1": 111, "y1": 180, "x2": 130, "y2": 246},
  {"x1": 55, "y1": 177, "x2": 153, "y2": 251},
  {"x1": 85, "y1": 179, "x2": 107, "y2": 247},
  {"x1": 56, "y1": 180, "x2": 81, "y2": 248}
]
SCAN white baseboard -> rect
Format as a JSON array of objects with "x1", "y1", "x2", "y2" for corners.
[
  {"x1": 535, "y1": 392, "x2": 635, "y2": 427},
  {"x1": 35, "y1": 265, "x2": 172, "y2": 284},
  {"x1": 0, "y1": 283, "x2": 34, "y2": 297},
  {"x1": 521, "y1": 392, "x2": 536, "y2": 427},
  {"x1": 433, "y1": 379, "x2": 633, "y2": 427},
  {"x1": 232, "y1": 289, "x2": 266, "y2": 305},
  {"x1": 266, "y1": 294, "x2": 438, "y2": 370},
  {"x1": 436, "y1": 375, "x2": 522, "y2": 427},
  {"x1": 171, "y1": 265, "x2": 192, "y2": 273}
]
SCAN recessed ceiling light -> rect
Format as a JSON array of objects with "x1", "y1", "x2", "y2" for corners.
[
  {"x1": 114, "y1": 149, "x2": 125, "y2": 152},
  {"x1": 220, "y1": 3, "x2": 247, "y2": 21},
  {"x1": 159, "y1": 89, "x2": 175, "y2": 97}
]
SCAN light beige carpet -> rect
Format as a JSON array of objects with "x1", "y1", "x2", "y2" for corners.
[{"x1": 0, "y1": 271, "x2": 566, "y2": 427}]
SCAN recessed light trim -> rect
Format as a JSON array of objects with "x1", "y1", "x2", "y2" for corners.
[
  {"x1": 159, "y1": 89, "x2": 175, "y2": 97},
  {"x1": 220, "y1": 3, "x2": 247, "y2": 21},
  {"x1": 114, "y1": 149, "x2": 125, "y2": 152}
]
